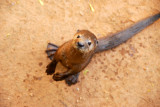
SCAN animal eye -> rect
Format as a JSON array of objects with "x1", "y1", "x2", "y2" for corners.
[
  {"x1": 97, "y1": 41, "x2": 98, "y2": 44},
  {"x1": 88, "y1": 41, "x2": 91, "y2": 46},
  {"x1": 77, "y1": 35, "x2": 80, "y2": 38}
]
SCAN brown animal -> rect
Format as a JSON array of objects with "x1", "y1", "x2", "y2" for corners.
[{"x1": 46, "y1": 13, "x2": 160, "y2": 86}]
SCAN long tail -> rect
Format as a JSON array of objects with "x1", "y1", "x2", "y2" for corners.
[
  {"x1": 46, "y1": 43, "x2": 59, "y2": 60},
  {"x1": 95, "y1": 13, "x2": 160, "y2": 53}
]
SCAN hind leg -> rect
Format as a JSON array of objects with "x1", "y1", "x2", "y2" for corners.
[
  {"x1": 65, "y1": 73, "x2": 80, "y2": 86},
  {"x1": 48, "y1": 43, "x2": 58, "y2": 48},
  {"x1": 46, "y1": 43, "x2": 58, "y2": 60}
]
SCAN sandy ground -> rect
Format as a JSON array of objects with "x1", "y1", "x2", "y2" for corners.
[{"x1": 0, "y1": 0, "x2": 160, "y2": 107}]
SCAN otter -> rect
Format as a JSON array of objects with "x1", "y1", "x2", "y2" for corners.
[{"x1": 46, "y1": 13, "x2": 160, "y2": 86}]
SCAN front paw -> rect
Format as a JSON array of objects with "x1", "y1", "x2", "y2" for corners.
[
  {"x1": 46, "y1": 61, "x2": 57, "y2": 75},
  {"x1": 53, "y1": 73, "x2": 65, "y2": 81},
  {"x1": 46, "y1": 69, "x2": 55, "y2": 75}
]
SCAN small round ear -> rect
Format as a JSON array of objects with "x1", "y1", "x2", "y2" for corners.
[
  {"x1": 77, "y1": 29, "x2": 80, "y2": 32},
  {"x1": 96, "y1": 40, "x2": 98, "y2": 44}
]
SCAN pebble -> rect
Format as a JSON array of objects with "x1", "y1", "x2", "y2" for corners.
[
  {"x1": 76, "y1": 100, "x2": 79, "y2": 103},
  {"x1": 29, "y1": 93, "x2": 34, "y2": 97},
  {"x1": 76, "y1": 88, "x2": 79, "y2": 91}
]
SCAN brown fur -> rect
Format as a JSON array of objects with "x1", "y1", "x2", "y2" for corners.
[
  {"x1": 46, "y1": 30, "x2": 97, "y2": 81},
  {"x1": 46, "y1": 13, "x2": 160, "y2": 85}
]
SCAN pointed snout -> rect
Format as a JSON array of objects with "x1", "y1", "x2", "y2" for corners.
[{"x1": 77, "y1": 42, "x2": 84, "y2": 47}]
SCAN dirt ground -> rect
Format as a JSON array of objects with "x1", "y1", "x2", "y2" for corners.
[{"x1": 0, "y1": 0, "x2": 160, "y2": 107}]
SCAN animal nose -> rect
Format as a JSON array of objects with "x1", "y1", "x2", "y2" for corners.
[{"x1": 77, "y1": 42, "x2": 84, "y2": 47}]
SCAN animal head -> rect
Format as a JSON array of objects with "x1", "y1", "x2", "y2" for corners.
[{"x1": 72, "y1": 30, "x2": 98, "y2": 53}]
